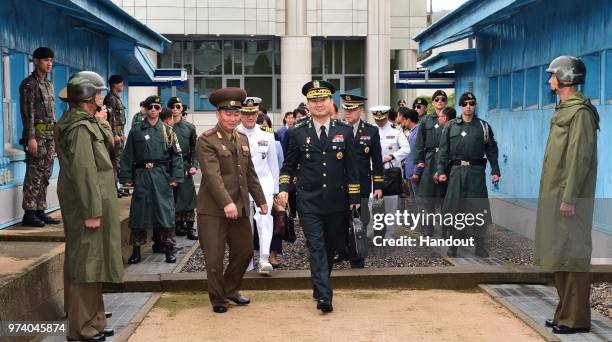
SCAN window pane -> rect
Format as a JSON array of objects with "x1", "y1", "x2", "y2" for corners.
[
  {"x1": 183, "y1": 41, "x2": 193, "y2": 74},
  {"x1": 499, "y1": 74, "x2": 510, "y2": 109},
  {"x1": 274, "y1": 40, "x2": 281, "y2": 74},
  {"x1": 173, "y1": 41, "x2": 182, "y2": 69},
  {"x1": 194, "y1": 40, "x2": 222, "y2": 75},
  {"x1": 326, "y1": 78, "x2": 341, "y2": 106},
  {"x1": 312, "y1": 39, "x2": 323, "y2": 75},
  {"x1": 345, "y1": 40, "x2": 364, "y2": 74},
  {"x1": 244, "y1": 40, "x2": 273, "y2": 75},
  {"x1": 325, "y1": 40, "x2": 333, "y2": 74},
  {"x1": 334, "y1": 40, "x2": 343, "y2": 74},
  {"x1": 226, "y1": 79, "x2": 240, "y2": 88},
  {"x1": 345, "y1": 76, "x2": 365, "y2": 96},
  {"x1": 160, "y1": 42, "x2": 176, "y2": 68},
  {"x1": 234, "y1": 41, "x2": 242, "y2": 75},
  {"x1": 223, "y1": 40, "x2": 233, "y2": 75},
  {"x1": 276, "y1": 78, "x2": 281, "y2": 110},
  {"x1": 581, "y1": 52, "x2": 600, "y2": 103},
  {"x1": 606, "y1": 50, "x2": 612, "y2": 104},
  {"x1": 511, "y1": 70, "x2": 524, "y2": 110},
  {"x1": 194, "y1": 77, "x2": 222, "y2": 111},
  {"x1": 525, "y1": 67, "x2": 539, "y2": 109},
  {"x1": 245, "y1": 77, "x2": 272, "y2": 109},
  {"x1": 541, "y1": 68, "x2": 556, "y2": 107},
  {"x1": 488, "y1": 76, "x2": 498, "y2": 110}
]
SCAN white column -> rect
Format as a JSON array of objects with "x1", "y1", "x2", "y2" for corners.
[
  {"x1": 366, "y1": 0, "x2": 390, "y2": 113},
  {"x1": 394, "y1": 49, "x2": 417, "y2": 105},
  {"x1": 281, "y1": 0, "x2": 310, "y2": 115}
]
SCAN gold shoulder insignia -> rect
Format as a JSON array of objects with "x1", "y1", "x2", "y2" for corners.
[{"x1": 203, "y1": 128, "x2": 216, "y2": 137}]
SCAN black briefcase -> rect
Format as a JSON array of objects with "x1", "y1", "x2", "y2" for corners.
[
  {"x1": 383, "y1": 162, "x2": 403, "y2": 196},
  {"x1": 348, "y1": 208, "x2": 367, "y2": 260}
]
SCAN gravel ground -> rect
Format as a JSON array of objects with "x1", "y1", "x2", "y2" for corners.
[
  {"x1": 591, "y1": 282, "x2": 612, "y2": 319},
  {"x1": 485, "y1": 224, "x2": 534, "y2": 265}
]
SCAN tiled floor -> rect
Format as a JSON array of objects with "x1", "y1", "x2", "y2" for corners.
[
  {"x1": 484, "y1": 284, "x2": 612, "y2": 342},
  {"x1": 124, "y1": 235, "x2": 197, "y2": 275}
]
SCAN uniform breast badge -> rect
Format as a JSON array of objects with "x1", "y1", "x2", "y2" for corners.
[
  {"x1": 336, "y1": 151, "x2": 343, "y2": 160},
  {"x1": 364, "y1": 146, "x2": 370, "y2": 154}
]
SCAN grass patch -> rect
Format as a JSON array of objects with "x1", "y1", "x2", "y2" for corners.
[{"x1": 155, "y1": 292, "x2": 211, "y2": 317}]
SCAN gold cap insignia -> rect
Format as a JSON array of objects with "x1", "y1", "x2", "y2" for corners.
[{"x1": 313, "y1": 80, "x2": 320, "y2": 88}]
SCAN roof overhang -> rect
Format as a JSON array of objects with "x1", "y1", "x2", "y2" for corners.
[
  {"x1": 413, "y1": 0, "x2": 537, "y2": 53},
  {"x1": 394, "y1": 69, "x2": 455, "y2": 89},
  {"x1": 420, "y1": 49, "x2": 476, "y2": 73}
]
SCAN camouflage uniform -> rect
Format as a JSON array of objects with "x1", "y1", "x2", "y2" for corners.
[
  {"x1": 19, "y1": 71, "x2": 55, "y2": 212},
  {"x1": 131, "y1": 111, "x2": 147, "y2": 129},
  {"x1": 103, "y1": 91, "x2": 126, "y2": 176}
]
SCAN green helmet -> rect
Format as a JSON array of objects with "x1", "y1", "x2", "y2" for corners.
[
  {"x1": 66, "y1": 71, "x2": 108, "y2": 101},
  {"x1": 545, "y1": 56, "x2": 586, "y2": 85}
]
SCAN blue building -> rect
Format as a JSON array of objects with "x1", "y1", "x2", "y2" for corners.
[
  {"x1": 0, "y1": 0, "x2": 169, "y2": 227},
  {"x1": 414, "y1": 0, "x2": 611, "y2": 261}
]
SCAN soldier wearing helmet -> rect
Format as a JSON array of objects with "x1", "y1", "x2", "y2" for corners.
[
  {"x1": 536, "y1": 56, "x2": 600, "y2": 335},
  {"x1": 55, "y1": 71, "x2": 123, "y2": 341}
]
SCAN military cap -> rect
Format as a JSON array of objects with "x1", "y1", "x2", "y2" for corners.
[
  {"x1": 458, "y1": 91, "x2": 477, "y2": 105},
  {"x1": 209, "y1": 87, "x2": 247, "y2": 110},
  {"x1": 167, "y1": 96, "x2": 183, "y2": 108},
  {"x1": 340, "y1": 93, "x2": 367, "y2": 110},
  {"x1": 108, "y1": 74, "x2": 124, "y2": 85},
  {"x1": 412, "y1": 97, "x2": 428, "y2": 108},
  {"x1": 397, "y1": 99, "x2": 407, "y2": 107},
  {"x1": 143, "y1": 95, "x2": 162, "y2": 107},
  {"x1": 432, "y1": 90, "x2": 448, "y2": 100},
  {"x1": 370, "y1": 105, "x2": 391, "y2": 120},
  {"x1": 241, "y1": 97, "x2": 262, "y2": 113},
  {"x1": 33, "y1": 47, "x2": 54, "y2": 59},
  {"x1": 139, "y1": 100, "x2": 146, "y2": 107},
  {"x1": 301, "y1": 80, "x2": 336, "y2": 99}
]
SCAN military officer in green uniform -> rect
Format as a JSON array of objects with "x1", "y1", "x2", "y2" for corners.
[
  {"x1": 436, "y1": 92, "x2": 500, "y2": 257},
  {"x1": 414, "y1": 90, "x2": 448, "y2": 236},
  {"x1": 104, "y1": 74, "x2": 129, "y2": 198},
  {"x1": 20, "y1": 47, "x2": 61, "y2": 227},
  {"x1": 56, "y1": 71, "x2": 123, "y2": 341},
  {"x1": 131, "y1": 100, "x2": 147, "y2": 129},
  {"x1": 339, "y1": 93, "x2": 384, "y2": 268},
  {"x1": 119, "y1": 95, "x2": 184, "y2": 264},
  {"x1": 412, "y1": 97, "x2": 428, "y2": 121},
  {"x1": 196, "y1": 87, "x2": 267, "y2": 314},
  {"x1": 277, "y1": 80, "x2": 361, "y2": 313},
  {"x1": 537, "y1": 56, "x2": 599, "y2": 335},
  {"x1": 169, "y1": 96, "x2": 199, "y2": 240}
]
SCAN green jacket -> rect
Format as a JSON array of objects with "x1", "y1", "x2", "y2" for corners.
[
  {"x1": 119, "y1": 118, "x2": 184, "y2": 229},
  {"x1": 55, "y1": 107, "x2": 123, "y2": 283},
  {"x1": 173, "y1": 119, "x2": 198, "y2": 212},
  {"x1": 414, "y1": 112, "x2": 445, "y2": 198},
  {"x1": 535, "y1": 92, "x2": 599, "y2": 272}
]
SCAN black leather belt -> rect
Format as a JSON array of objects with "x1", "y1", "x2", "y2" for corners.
[
  {"x1": 451, "y1": 159, "x2": 486, "y2": 166},
  {"x1": 134, "y1": 161, "x2": 170, "y2": 169}
]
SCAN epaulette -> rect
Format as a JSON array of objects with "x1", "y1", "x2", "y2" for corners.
[
  {"x1": 333, "y1": 119, "x2": 350, "y2": 127},
  {"x1": 260, "y1": 126, "x2": 274, "y2": 133},
  {"x1": 203, "y1": 128, "x2": 216, "y2": 137},
  {"x1": 391, "y1": 123, "x2": 398, "y2": 129},
  {"x1": 362, "y1": 120, "x2": 377, "y2": 128}
]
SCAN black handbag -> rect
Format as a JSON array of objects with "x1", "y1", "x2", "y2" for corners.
[
  {"x1": 281, "y1": 202, "x2": 296, "y2": 243},
  {"x1": 348, "y1": 208, "x2": 367, "y2": 260},
  {"x1": 383, "y1": 161, "x2": 403, "y2": 196}
]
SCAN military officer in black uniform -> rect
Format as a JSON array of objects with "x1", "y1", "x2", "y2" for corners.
[
  {"x1": 277, "y1": 80, "x2": 360, "y2": 313},
  {"x1": 339, "y1": 94, "x2": 384, "y2": 268}
]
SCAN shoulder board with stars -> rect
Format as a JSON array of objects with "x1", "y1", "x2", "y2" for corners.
[
  {"x1": 260, "y1": 126, "x2": 274, "y2": 133},
  {"x1": 203, "y1": 128, "x2": 216, "y2": 137},
  {"x1": 362, "y1": 120, "x2": 377, "y2": 128},
  {"x1": 333, "y1": 119, "x2": 350, "y2": 127}
]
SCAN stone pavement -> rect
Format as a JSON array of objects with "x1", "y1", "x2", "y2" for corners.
[{"x1": 482, "y1": 284, "x2": 612, "y2": 342}]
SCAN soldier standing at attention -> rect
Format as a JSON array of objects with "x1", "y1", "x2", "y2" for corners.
[
  {"x1": 412, "y1": 97, "x2": 428, "y2": 122},
  {"x1": 169, "y1": 96, "x2": 199, "y2": 240},
  {"x1": 340, "y1": 94, "x2": 383, "y2": 269},
  {"x1": 237, "y1": 97, "x2": 279, "y2": 274},
  {"x1": 132, "y1": 101, "x2": 147, "y2": 129},
  {"x1": 537, "y1": 56, "x2": 599, "y2": 335},
  {"x1": 414, "y1": 90, "x2": 448, "y2": 236},
  {"x1": 119, "y1": 95, "x2": 184, "y2": 264},
  {"x1": 104, "y1": 74, "x2": 129, "y2": 198},
  {"x1": 436, "y1": 92, "x2": 500, "y2": 257},
  {"x1": 56, "y1": 71, "x2": 123, "y2": 341},
  {"x1": 196, "y1": 88, "x2": 267, "y2": 314},
  {"x1": 20, "y1": 47, "x2": 60, "y2": 227},
  {"x1": 277, "y1": 80, "x2": 360, "y2": 313}
]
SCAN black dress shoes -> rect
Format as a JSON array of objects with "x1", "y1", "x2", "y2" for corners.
[
  {"x1": 35, "y1": 210, "x2": 61, "y2": 224},
  {"x1": 316, "y1": 299, "x2": 333, "y2": 313},
  {"x1": 105, "y1": 312, "x2": 112, "y2": 318},
  {"x1": 127, "y1": 246, "x2": 141, "y2": 264},
  {"x1": 213, "y1": 306, "x2": 228, "y2": 313},
  {"x1": 227, "y1": 294, "x2": 250, "y2": 305},
  {"x1": 102, "y1": 328, "x2": 114, "y2": 337},
  {"x1": 552, "y1": 324, "x2": 590, "y2": 334},
  {"x1": 545, "y1": 319, "x2": 555, "y2": 327}
]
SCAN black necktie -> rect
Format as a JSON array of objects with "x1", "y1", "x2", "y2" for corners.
[{"x1": 320, "y1": 125, "x2": 327, "y2": 146}]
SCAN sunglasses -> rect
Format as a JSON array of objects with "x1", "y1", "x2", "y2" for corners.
[
  {"x1": 414, "y1": 104, "x2": 423, "y2": 109},
  {"x1": 433, "y1": 97, "x2": 447, "y2": 103},
  {"x1": 173, "y1": 104, "x2": 183, "y2": 110},
  {"x1": 147, "y1": 104, "x2": 162, "y2": 110},
  {"x1": 461, "y1": 101, "x2": 476, "y2": 107}
]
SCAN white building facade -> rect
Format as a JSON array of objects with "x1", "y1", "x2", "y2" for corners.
[{"x1": 112, "y1": 0, "x2": 428, "y2": 130}]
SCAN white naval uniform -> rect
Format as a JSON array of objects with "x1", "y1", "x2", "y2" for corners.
[
  {"x1": 376, "y1": 121, "x2": 410, "y2": 238},
  {"x1": 237, "y1": 123, "x2": 279, "y2": 268}
]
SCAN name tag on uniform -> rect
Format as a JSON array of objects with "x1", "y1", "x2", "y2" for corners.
[
  {"x1": 386, "y1": 135, "x2": 395, "y2": 139},
  {"x1": 258, "y1": 140, "x2": 268, "y2": 146},
  {"x1": 434, "y1": 124, "x2": 439, "y2": 128},
  {"x1": 144, "y1": 134, "x2": 150, "y2": 140},
  {"x1": 332, "y1": 135, "x2": 344, "y2": 143},
  {"x1": 461, "y1": 131, "x2": 467, "y2": 137}
]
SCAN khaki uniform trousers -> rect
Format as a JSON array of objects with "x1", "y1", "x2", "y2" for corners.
[{"x1": 553, "y1": 272, "x2": 591, "y2": 328}]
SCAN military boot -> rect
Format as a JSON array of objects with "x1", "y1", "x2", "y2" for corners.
[
  {"x1": 165, "y1": 246, "x2": 176, "y2": 263},
  {"x1": 128, "y1": 246, "x2": 141, "y2": 264},
  {"x1": 175, "y1": 219, "x2": 187, "y2": 237},
  {"x1": 22, "y1": 210, "x2": 45, "y2": 227},
  {"x1": 185, "y1": 221, "x2": 198, "y2": 240},
  {"x1": 35, "y1": 210, "x2": 60, "y2": 224}
]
